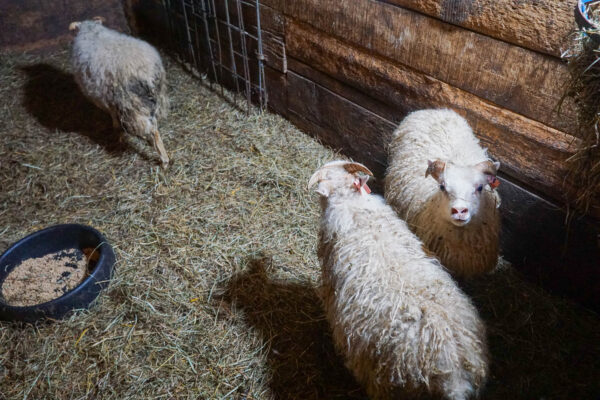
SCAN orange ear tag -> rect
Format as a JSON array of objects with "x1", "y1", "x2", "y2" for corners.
[{"x1": 489, "y1": 177, "x2": 500, "y2": 190}]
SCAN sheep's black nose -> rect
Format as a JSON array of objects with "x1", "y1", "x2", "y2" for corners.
[{"x1": 451, "y1": 207, "x2": 468, "y2": 215}]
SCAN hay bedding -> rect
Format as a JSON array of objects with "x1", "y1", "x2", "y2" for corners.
[
  {"x1": 561, "y1": 21, "x2": 600, "y2": 215},
  {"x1": 0, "y1": 48, "x2": 598, "y2": 400}
]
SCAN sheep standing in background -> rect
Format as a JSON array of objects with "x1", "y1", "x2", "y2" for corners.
[
  {"x1": 309, "y1": 160, "x2": 488, "y2": 400},
  {"x1": 385, "y1": 109, "x2": 501, "y2": 277},
  {"x1": 69, "y1": 17, "x2": 170, "y2": 167}
]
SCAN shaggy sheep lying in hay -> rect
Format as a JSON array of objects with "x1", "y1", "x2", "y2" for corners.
[
  {"x1": 69, "y1": 17, "x2": 170, "y2": 167},
  {"x1": 385, "y1": 109, "x2": 501, "y2": 278},
  {"x1": 310, "y1": 160, "x2": 489, "y2": 400}
]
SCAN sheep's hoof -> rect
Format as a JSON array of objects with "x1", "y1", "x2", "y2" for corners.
[
  {"x1": 160, "y1": 159, "x2": 170, "y2": 170},
  {"x1": 152, "y1": 130, "x2": 169, "y2": 170}
]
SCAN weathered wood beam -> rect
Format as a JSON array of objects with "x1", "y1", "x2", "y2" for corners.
[
  {"x1": 287, "y1": 58, "x2": 402, "y2": 126},
  {"x1": 383, "y1": 0, "x2": 576, "y2": 58},
  {"x1": 258, "y1": 0, "x2": 282, "y2": 12},
  {"x1": 284, "y1": 0, "x2": 578, "y2": 137},
  {"x1": 286, "y1": 72, "x2": 395, "y2": 178},
  {"x1": 498, "y1": 178, "x2": 600, "y2": 313}
]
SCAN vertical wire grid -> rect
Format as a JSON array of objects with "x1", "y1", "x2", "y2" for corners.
[
  {"x1": 208, "y1": 0, "x2": 225, "y2": 95},
  {"x1": 223, "y1": 0, "x2": 241, "y2": 96},
  {"x1": 180, "y1": 0, "x2": 199, "y2": 71},
  {"x1": 197, "y1": 0, "x2": 219, "y2": 86},
  {"x1": 254, "y1": 0, "x2": 267, "y2": 110},
  {"x1": 165, "y1": 0, "x2": 267, "y2": 113},
  {"x1": 189, "y1": 2, "x2": 203, "y2": 75},
  {"x1": 235, "y1": 0, "x2": 253, "y2": 113},
  {"x1": 162, "y1": 0, "x2": 175, "y2": 55}
]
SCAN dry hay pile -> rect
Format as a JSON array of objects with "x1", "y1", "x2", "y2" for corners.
[
  {"x1": 0, "y1": 49, "x2": 599, "y2": 400},
  {"x1": 561, "y1": 28, "x2": 600, "y2": 216}
]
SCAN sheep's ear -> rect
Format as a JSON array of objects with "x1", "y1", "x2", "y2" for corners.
[
  {"x1": 92, "y1": 16, "x2": 105, "y2": 24},
  {"x1": 425, "y1": 160, "x2": 445, "y2": 182},
  {"x1": 308, "y1": 170, "x2": 330, "y2": 197},
  {"x1": 308, "y1": 169, "x2": 325, "y2": 191},
  {"x1": 357, "y1": 174, "x2": 370, "y2": 188},
  {"x1": 308, "y1": 173, "x2": 332, "y2": 197},
  {"x1": 474, "y1": 160, "x2": 500, "y2": 176},
  {"x1": 475, "y1": 160, "x2": 501, "y2": 188},
  {"x1": 353, "y1": 174, "x2": 371, "y2": 195},
  {"x1": 69, "y1": 22, "x2": 81, "y2": 31},
  {"x1": 315, "y1": 181, "x2": 333, "y2": 197}
]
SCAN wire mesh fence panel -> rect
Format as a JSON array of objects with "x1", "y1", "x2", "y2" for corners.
[{"x1": 162, "y1": 0, "x2": 268, "y2": 112}]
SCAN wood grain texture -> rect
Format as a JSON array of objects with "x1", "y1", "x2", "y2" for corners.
[
  {"x1": 265, "y1": 65, "x2": 288, "y2": 115},
  {"x1": 384, "y1": 0, "x2": 576, "y2": 57},
  {"x1": 288, "y1": 58, "x2": 402, "y2": 125},
  {"x1": 286, "y1": 72, "x2": 395, "y2": 178},
  {"x1": 284, "y1": 0, "x2": 578, "y2": 137},
  {"x1": 255, "y1": 5, "x2": 286, "y2": 73},
  {"x1": 286, "y1": 20, "x2": 588, "y2": 212},
  {"x1": 258, "y1": 0, "x2": 282, "y2": 12},
  {"x1": 0, "y1": 0, "x2": 129, "y2": 52},
  {"x1": 499, "y1": 178, "x2": 600, "y2": 313}
]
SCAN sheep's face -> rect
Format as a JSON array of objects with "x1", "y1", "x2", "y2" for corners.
[
  {"x1": 426, "y1": 160, "x2": 500, "y2": 227},
  {"x1": 309, "y1": 161, "x2": 373, "y2": 198}
]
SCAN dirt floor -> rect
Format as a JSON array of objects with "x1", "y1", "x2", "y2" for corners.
[{"x1": 0, "y1": 48, "x2": 599, "y2": 400}]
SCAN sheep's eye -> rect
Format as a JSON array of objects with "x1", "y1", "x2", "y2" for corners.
[
  {"x1": 476, "y1": 185, "x2": 483, "y2": 192},
  {"x1": 439, "y1": 184, "x2": 446, "y2": 192}
]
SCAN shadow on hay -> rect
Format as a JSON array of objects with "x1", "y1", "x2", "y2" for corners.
[
  {"x1": 219, "y1": 257, "x2": 367, "y2": 400},
  {"x1": 462, "y1": 269, "x2": 600, "y2": 400},
  {"x1": 20, "y1": 63, "x2": 134, "y2": 155},
  {"x1": 220, "y1": 259, "x2": 600, "y2": 400}
]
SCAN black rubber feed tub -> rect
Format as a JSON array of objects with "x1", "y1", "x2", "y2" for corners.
[{"x1": 0, "y1": 224, "x2": 115, "y2": 322}]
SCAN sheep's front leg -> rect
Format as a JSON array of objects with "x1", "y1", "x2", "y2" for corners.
[{"x1": 153, "y1": 130, "x2": 169, "y2": 168}]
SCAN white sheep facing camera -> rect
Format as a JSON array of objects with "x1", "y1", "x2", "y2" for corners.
[{"x1": 386, "y1": 109, "x2": 502, "y2": 277}]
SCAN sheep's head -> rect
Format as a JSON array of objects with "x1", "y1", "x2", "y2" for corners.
[
  {"x1": 425, "y1": 159, "x2": 500, "y2": 227},
  {"x1": 69, "y1": 16, "x2": 105, "y2": 32},
  {"x1": 308, "y1": 160, "x2": 373, "y2": 198}
]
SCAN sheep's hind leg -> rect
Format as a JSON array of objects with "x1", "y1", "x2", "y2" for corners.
[
  {"x1": 109, "y1": 110, "x2": 125, "y2": 143},
  {"x1": 111, "y1": 112, "x2": 120, "y2": 130},
  {"x1": 152, "y1": 130, "x2": 169, "y2": 169}
]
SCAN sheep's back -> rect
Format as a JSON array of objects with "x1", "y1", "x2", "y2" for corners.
[
  {"x1": 72, "y1": 25, "x2": 167, "y2": 115},
  {"x1": 319, "y1": 196, "x2": 487, "y2": 398}
]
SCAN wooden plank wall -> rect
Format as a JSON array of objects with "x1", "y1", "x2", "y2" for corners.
[
  {"x1": 127, "y1": 0, "x2": 599, "y2": 311},
  {"x1": 0, "y1": 0, "x2": 129, "y2": 52},
  {"x1": 386, "y1": 0, "x2": 575, "y2": 57}
]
